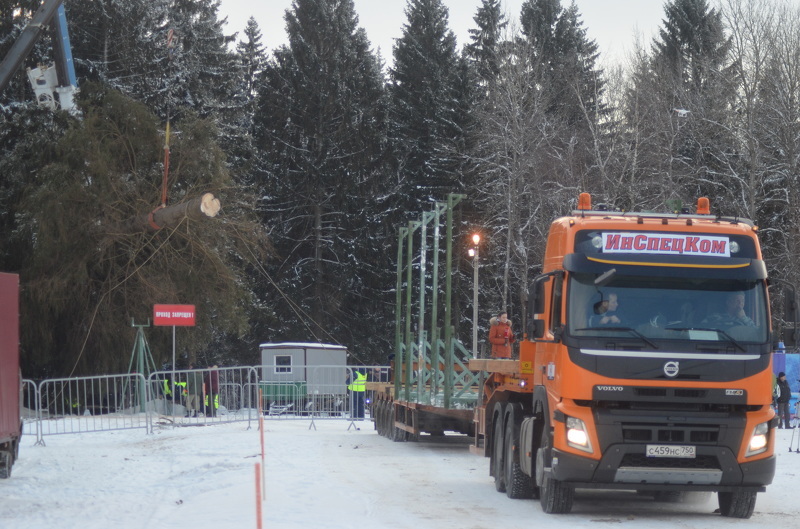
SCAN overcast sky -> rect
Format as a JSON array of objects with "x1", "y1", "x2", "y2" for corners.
[{"x1": 216, "y1": 0, "x2": 668, "y2": 66}]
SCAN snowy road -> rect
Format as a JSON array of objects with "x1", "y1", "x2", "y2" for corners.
[{"x1": 1, "y1": 419, "x2": 798, "y2": 528}]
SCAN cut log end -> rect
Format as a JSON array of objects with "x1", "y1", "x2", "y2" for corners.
[{"x1": 200, "y1": 193, "x2": 221, "y2": 218}]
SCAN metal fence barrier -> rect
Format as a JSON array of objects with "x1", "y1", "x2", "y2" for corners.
[
  {"x1": 35, "y1": 374, "x2": 151, "y2": 444},
  {"x1": 20, "y1": 364, "x2": 391, "y2": 443}
]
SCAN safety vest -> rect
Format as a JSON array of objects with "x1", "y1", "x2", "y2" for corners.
[
  {"x1": 348, "y1": 371, "x2": 367, "y2": 392},
  {"x1": 162, "y1": 379, "x2": 172, "y2": 397},
  {"x1": 175, "y1": 381, "x2": 187, "y2": 396}
]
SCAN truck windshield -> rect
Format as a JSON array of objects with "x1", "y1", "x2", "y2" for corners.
[{"x1": 567, "y1": 273, "x2": 768, "y2": 345}]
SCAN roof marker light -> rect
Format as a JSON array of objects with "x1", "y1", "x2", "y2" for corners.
[
  {"x1": 697, "y1": 197, "x2": 710, "y2": 215},
  {"x1": 578, "y1": 193, "x2": 592, "y2": 210}
]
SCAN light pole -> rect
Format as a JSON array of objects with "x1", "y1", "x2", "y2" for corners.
[{"x1": 468, "y1": 233, "x2": 481, "y2": 358}]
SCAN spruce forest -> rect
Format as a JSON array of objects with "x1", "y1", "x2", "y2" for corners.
[{"x1": 2, "y1": 0, "x2": 799, "y2": 377}]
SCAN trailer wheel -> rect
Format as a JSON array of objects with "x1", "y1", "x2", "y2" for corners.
[
  {"x1": 391, "y1": 406, "x2": 406, "y2": 443},
  {"x1": 492, "y1": 414, "x2": 506, "y2": 492},
  {"x1": 382, "y1": 401, "x2": 391, "y2": 438},
  {"x1": 381, "y1": 401, "x2": 390, "y2": 437},
  {"x1": 375, "y1": 401, "x2": 384, "y2": 436},
  {"x1": 537, "y1": 428, "x2": 573, "y2": 514},
  {"x1": 0, "y1": 450, "x2": 11, "y2": 479},
  {"x1": 718, "y1": 489, "x2": 757, "y2": 518},
  {"x1": 504, "y1": 410, "x2": 534, "y2": 499}
]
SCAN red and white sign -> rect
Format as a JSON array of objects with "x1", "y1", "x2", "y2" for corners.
[
  {"x1": 602, "y1": 233, "x2": 730, "y2": 257},
  {"x1": 153, "y1": 304, "x2": 196, "y2": 326}
]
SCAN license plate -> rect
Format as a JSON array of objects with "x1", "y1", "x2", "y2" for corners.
[{"x1": 646, "y1": 444, "x2": 696, "y2": 458}]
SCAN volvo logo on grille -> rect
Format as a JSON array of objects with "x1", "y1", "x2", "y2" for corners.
[{"x1": 664, "y1": 361, "x2": 680, "y2": 378}]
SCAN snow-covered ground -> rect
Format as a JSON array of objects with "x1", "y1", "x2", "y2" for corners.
[{"x1": 2, "y1": 417, "x2": 799, "y2": 529}]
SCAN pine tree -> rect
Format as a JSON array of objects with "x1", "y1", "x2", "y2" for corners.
[
  {"x1": 648, "y1": 0, "x2": 738, "y2": 211},
  {"x1": 465, "y1": 0, "x2": 508, "y2": 86},
  {"x1": 254, "y1": 0, "x2": 389, "y2": 359},
  {"x1": 236, "y1": 17, "x2": 266, "y2": 104},
  {"x1": 66, "y1": 0, "x2": 169, "y2": 106},
  {"x1": 519, "y1": 0, "x2": 603, "y2": 125}
]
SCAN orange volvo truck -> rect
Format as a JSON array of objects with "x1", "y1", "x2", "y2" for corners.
[{"x1": 477, "y1": 194, "x2": 779, "y2": 518}]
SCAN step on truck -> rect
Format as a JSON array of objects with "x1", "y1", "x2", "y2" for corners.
[
  {"x1": 0, "y1": 272, "x2": 21, "y2": 478},
  {"x1": 474, "y1": 194, "x2": 782, "y2": 518}
]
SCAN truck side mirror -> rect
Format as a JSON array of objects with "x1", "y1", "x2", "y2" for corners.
[
  {"x1": 531, "y1": 276, "x2": 549, "y2": 315},
  {"x1": 530, "y1": 318, "x2": 545, "y2": 339}
]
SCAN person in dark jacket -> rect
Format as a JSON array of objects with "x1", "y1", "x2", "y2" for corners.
[{"x1": 776, "y1": 372, "x2": 793, "y2": 429}]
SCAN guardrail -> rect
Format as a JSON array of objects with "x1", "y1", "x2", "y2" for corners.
[{"x1": 20, "y1": 365, "x2": 390, "y2": 443}]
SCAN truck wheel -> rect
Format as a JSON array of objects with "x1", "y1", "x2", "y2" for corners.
[
  {"x1": 504, "y1": 413, "x2": 534, "y2": 499},
  {"x1": 718, "y1": 489, "x2": 757, "y2": 518},
  {"x1": 381, "y1": 401, "x2": 390, "y2": 437},
  {"x1": 391, "y1": 407, "x2": 406, "y2": 443},
  {"x1": 492, "y1": 415, "x2": 506, "y2": 492},
  {"x1": 0, "y1": 450, "x2": 11, "y2": 479},
  {"x1": 538, "y1": 428, "x2": 573, "y2": 514},
  {"x1": 375, "y1": 401, "x2": 384, "y2": 436}
]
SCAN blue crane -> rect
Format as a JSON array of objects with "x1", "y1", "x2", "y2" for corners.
[{"x1": 0, "y1": 0, "x2": 78, "y2": 112}]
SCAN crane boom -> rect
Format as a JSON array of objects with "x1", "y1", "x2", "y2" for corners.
[{"x1": 0, "y1": 0, "x2": 77, "y2": 111}]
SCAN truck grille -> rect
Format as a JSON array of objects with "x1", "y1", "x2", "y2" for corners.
[{"x1": 622, "y1": 425, "x2": 719, "y2": 444}]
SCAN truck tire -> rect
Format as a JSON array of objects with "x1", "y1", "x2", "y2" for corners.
[
  {"x1": 376, "y1": 401, "x2": 385, "y2": 436},
  {"x1": 504, "y1": 409, "x2": 535, "y2": 499},
  {"x1": 538, "y1": 428, "x2": 573, "y2": 514},
  {"x1": 492, "y1": 415, "x2": 506, "y2": 492},
  {"x1": 718, "y1": 489, "x2": 757, "y2": 518},
  {"x1": 381, "y1": 401, "x2": 390, "y2": 437},
  {"x1": 0, "y1": 450, "x2": 11, "y2": 479},
  {"x1": 391, "y1": 406, "x2": 406, "y2": 442}
]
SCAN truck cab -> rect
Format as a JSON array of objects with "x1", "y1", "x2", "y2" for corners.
[{"x1": 490, "y1": 194, "x2": 778, "y2": 518}]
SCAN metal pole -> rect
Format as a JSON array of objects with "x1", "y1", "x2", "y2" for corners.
[
  {"x1": 394, "y1": 228, "x2": 407, "y2": 400},
  {"x1": 472, "y1": 248, "x2": 479, "y2": 358},
  {"x1": 171, "y1": 325, "x2": 176, "y2": 416},
  {"x1": 443, "y1": 193, "x2": 464, "y2": 409},
  {"x1": 430, "y1": 203, "x2": 446, "y2": 404},
  {"x1": 404, "y1": 222, "x2": 420, "y2": 402},
  {"x1": 417, "y1": 212, "x2": 435, "y2": 402}
]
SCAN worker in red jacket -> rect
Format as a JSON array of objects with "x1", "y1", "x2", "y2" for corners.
[{"x1": 489, "y1": 311, "x2": 515, "y2": 359}]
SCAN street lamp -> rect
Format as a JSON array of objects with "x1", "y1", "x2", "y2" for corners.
[{"x1": 469, "y1": 233, "x2": 481, "y2": 358}]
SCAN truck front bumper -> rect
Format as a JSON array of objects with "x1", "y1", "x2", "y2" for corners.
[{"x1": 550, "y1": 445, "x2": 775, "y2": 491}]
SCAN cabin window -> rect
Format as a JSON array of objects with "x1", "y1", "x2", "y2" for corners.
[{"x1": 274, "y1": 355, "x2": 292, "y2": 374}]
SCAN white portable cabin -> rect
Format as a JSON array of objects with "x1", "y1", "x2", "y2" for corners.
[{"x1": 259, "y1": 342, "x2": 348, "y2": 396}]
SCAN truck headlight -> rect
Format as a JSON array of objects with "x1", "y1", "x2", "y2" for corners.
[
  {"x1": 566, "y1": 416, "x2": 593, "y2": 453},
  {"x1": 745, "y1": 421, "x2": 769, "y2": 457}
]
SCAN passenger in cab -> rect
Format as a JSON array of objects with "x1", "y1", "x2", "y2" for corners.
[
  {"x1": 590, "y1": 292, "x2": 623, "y2": 326},
  {"x1": 704, "y1": 292, "x2": 755, "y2": 327}
]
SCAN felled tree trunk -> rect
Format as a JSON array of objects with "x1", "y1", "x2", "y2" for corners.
[{"x1": 117, "y1": 193, "x2": 221, "y2": 234}]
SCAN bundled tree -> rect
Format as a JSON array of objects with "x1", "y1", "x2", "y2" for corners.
[
  {"x1": 254, "y1": 0, "x2": 390, "y2": 362},
  {"x1": 11, "y1": 84, "x2": 268, "y2": 376}
]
